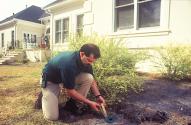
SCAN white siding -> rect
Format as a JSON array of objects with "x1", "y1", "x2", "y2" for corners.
[
  {"x1": 0, "y1": 26, "x2": 14, "y2": 48},
  {"x1": 168, "y1": 0, "x2": 191, "y2": 43},
  {"x1": 90, "y1": 0, "x2": 191, "y2": 48},
  {"x1": 51, "y1": 2, "x2": 84, "y2": 51},
  {"x1": 48, "y1": 0, "x2": 191, "y2": 50}
]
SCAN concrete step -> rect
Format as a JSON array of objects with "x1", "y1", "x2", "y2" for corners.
[
  {"x1": 3, "y1": 55, "x2": 15, "y2": 58},
  {"x1": 0, "y1": 60, "x2": 5, "y2": 63},
  {"x1": 0, "y1": 50, "x2": 23, "y2": 65},
  {"x1": 7, "y1": 52, "x2": 21, "y2": 56},
  {"x1": 1, "y1": 56, "x2": 12, "y2": 59}
]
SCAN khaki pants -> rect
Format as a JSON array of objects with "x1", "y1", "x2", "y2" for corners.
[{"x1": 42, "y1": 73, "x2": 94, "y2": 120}]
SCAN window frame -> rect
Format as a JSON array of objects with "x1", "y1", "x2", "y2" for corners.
[
  {"x1": 114, "y1": 0, "x2": 161, "y2": 32},
  {"x1": 55, "y1": 17, "x2": 69, "y2": 44}
]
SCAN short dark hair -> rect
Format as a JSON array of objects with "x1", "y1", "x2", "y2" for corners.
[{"x1": 80, "y1": 43, "x2": 101, "y2": 59}]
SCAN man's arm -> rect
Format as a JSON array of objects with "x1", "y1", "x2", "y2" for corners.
[
  {"x1": 67, "y1": 89, "x2": 91, "y2": 104},
  {"x1": 91, "y1": 80, "x2": 106, "y2": 105},
  {"x1": 91, "y1": 80, "x2": 101, "y2": 96},
  {"x1": 66, "y1": 89, "x2": 100, "y2": 111}
]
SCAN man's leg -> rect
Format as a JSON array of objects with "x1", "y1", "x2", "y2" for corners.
[
  {"x1": 42, "y1": 81, "x2": 60, "y2": 120},
  {"x1": 75, "y1": 73, "x2": 94, "y2": 97},
  {"x1": 63, "y1": 73, "x2": 93, "y2": 115}
]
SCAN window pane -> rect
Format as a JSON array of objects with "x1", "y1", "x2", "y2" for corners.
[
  {"x1": 55, "y1": 32, "x2": 61, "y2": 43},
  {"x1": 77, "y1": 15, "x2": 83, "y2": 28},
  {"x1": 11, "y1": 31, "x2": 14, "y2": 41},
  {"x1": 56, "y1": 20, "x2": 61, "y2": 31},
  {"x1": 63, "y1": 18, "x2": 69, "y2": 30},
  {"x1": 34, "y1": 35, "x2": 36, "y2": 43},
  {"x1": 55, "y1": 20, "x2": 61, "y2": 43},
  {"x1": 1, "y1": 33, "x2": 4, "y2": 47},
  {"x1": 77, "y1": 14, "x2": 84, "y2": 36},
  {"x1": 116, "y1": 5, "x2": 134, "y2": 30},
  {"x1": 138, "y1": 0, "x2": 161, "y2": 28},
  {"x1": 116, "y1": 0, "x2": 133, "y2": 6},
  {"x1": 63, "y1": 32, "x2": 68, "y2": 43},
  {"x1": 62, "y1": 18, "x2": 69, "y2": 43}
]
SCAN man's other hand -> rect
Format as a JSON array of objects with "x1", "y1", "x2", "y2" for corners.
[
  {"x1": 89, "y1": 101, "x2": 100, "y2": 111},
  {"x1": 96, "y1": 96, "x2": 106, "y2": 106}
]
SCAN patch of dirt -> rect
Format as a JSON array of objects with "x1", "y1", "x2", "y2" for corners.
[
  {"x1": 58, "y1": 78, "x2": 191, "y2": 124},
  {"x1": 126, "y1": 79, "x2": 191, "y2": 116},
  {"x1": 117, "y1": 78, "x2": 191, "y2": 124}
]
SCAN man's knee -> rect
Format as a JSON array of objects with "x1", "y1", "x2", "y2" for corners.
[
  {"x1": 76, "y1": 73, "x2": 94, "y2": 84},
  {"x1": 85, "y1": 73, "x2": 94, "y2": 83}
]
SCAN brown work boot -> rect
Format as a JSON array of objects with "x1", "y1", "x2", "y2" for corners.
[{"x1": 34, "y1": 91, "x2": 42, "y2": 109}]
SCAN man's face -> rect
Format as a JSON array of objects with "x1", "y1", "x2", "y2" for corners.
[{"x1": 80, "y1": 52, "x2": 97, "y2": 65}]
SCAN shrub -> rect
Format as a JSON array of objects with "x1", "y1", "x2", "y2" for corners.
[
  {"x1": 52, "y1": 51, "x2": 61, "y2": 57},
  {"x1": 0, "y1": 54, "x2": 3, "y2": 58},
  {"x1": 153, "y1": 44, "x2": 191, "y2": 81},
  {"x1": 68, "y1": 34, "x2": 144, "y2": 102}
]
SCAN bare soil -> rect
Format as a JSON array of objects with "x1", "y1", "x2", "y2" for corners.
[{"x1": 59, "y1": 77, "x2": 191, "y2": 125}]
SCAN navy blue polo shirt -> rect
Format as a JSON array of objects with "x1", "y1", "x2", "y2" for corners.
[{"x1": 42, "y1": 51, "x2": 93, "y2": 89}]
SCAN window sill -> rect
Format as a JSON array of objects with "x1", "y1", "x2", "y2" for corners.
[{"x1": 109, "y1": 28, "x2": 171, "y2": 38}]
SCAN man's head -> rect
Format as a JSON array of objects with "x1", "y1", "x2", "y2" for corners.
[{"x1": 79, "y1": 43, "x2": 101, "y2": 65}]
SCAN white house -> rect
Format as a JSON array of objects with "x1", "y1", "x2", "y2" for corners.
[
  {"x1": 0, "y1": 5, "x2": 46, "y2": 51},
  {"x1": 44, "y1": 0, "x2": 191, "y2": 51}
]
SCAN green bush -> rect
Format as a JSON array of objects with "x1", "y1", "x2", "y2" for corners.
[
  {"x1": 153, "y1": 45, "x2": 191, "y2": 80},
  {"x1": 68, "y1": 34, "x2": 144, "y2": 102}
]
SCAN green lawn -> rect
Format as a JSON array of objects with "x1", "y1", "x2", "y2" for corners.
[{"x1": 0, "y1": 63, "x2": 68, "y2": 125}]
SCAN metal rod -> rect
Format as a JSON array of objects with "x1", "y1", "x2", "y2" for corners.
[{"x1": 101, "y1": 103, "x2": 108, "y2": 118}]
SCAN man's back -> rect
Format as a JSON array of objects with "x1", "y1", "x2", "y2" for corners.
[{"x1": 43, "y1": 51, "x2": 77, "y2": 84}]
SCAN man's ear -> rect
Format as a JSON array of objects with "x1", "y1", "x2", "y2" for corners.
[{"x1": 80, "y1": 52, "x2": 85, "y2": 58}]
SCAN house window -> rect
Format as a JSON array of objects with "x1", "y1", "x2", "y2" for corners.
[
  {"x1": 31, "y1": 35, "x2": 36, "y2": 43},
  {"x1": 34, "y1": 35, "x2": 36, "y2": 43},
  {"x1": 11, "y1": 31, "x2": 14, "y2": 42},
  {"x1": 55, "y1": 18, "x2": 69, "y2": 44},
  {"x1": 115, "y1": 0, "x2": 134, "y2": 30},
  {"x1": 138, "y1": 0, "x2": 161, "y2": 28},
  {"x1": 24, "y1": 33, "x2": 27, "y2": 42},
  {"x1": 76, "y1": 14, "x2": 84, "y2": 36},
  {"x1": 1, "y1": 33, "x2": 4, "y2": 47},
  {"x1": 27, "y1": 34, "x2": 30, "y2": 42},
  {"x1": 11, "y1": 31, "x2": 15, "y2": 48},
  {"x1": 115, "y1": 0, "x2": 161, "y2": 31},
  {"x1": 55, "y1": 20, "x2": 61, "y2": 43},
  {"x1": 62, "y1": 18, "x2": 69, "y2": 43}
]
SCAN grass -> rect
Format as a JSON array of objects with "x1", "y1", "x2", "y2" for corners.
[{"x1": 0, "y1": 63, "x2": 68, "y2": 125}]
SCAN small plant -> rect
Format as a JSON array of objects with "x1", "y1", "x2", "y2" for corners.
[
  {"x1": 68, "y1": 34, "x2": 145, "y2": 102},
  {"x1": 153, "y1": 44, "x2": 191, "y2": 81},
  {"x1": 0, "y1": 54, "x2": 3, "y2": 58}
]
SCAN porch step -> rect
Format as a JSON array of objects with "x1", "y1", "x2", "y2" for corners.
[{"x1": 0, "y1": 51, "x2": 24, "y2": 65}]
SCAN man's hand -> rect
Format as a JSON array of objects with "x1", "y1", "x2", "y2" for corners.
[
  {"x1": 96, "y1": 96, "x2": 106, "y2": 106},
  {"x1": 88, "y1": 101, "x2": 100, "y2": 111}
]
